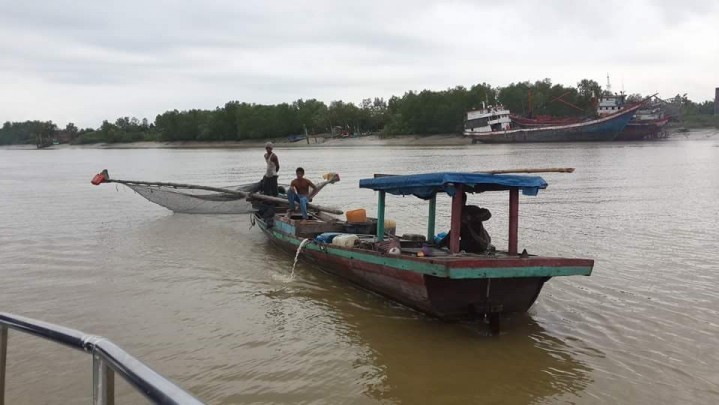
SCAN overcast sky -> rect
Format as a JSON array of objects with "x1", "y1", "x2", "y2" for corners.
[{"x1": 1, "y1": 0, "x2": 717, "y2": 128}]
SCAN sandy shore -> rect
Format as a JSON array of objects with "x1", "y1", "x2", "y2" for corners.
[
  {"x1": 4, "y1": 128, "x2": 715, "y2": 150},
  {"x1": 100, "y1": 134, "x2": 471, "y2": 149},
  {"x1": 1, "y1": 134, "x2": 470, "y2": 150}
]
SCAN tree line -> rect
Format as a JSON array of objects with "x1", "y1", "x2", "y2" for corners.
[{"x1": 2, "y1": 79, "x2": 716, "y2": 145}]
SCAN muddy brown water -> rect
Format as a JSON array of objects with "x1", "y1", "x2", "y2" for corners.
[{"x1": 1, "y1": 131, "x2": 719, "y2": 404}]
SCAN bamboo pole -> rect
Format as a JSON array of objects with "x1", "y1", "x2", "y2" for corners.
[
  {"x1": 481, "y1": 167, "x2": 575, "y2": 174},
  {"x1": 246, "y1": 193, "x2": 343, "y2": 215},
  {"x1": 374, "y1": 167, "x2": 575, "y2": 178},
  {"x1": 106, "y1": 179, "x2": 251, "y2": 197}
]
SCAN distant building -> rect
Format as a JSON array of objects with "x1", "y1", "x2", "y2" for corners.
[{"x1": 715, "y1": 87, "x2": 719, "y2": 115}]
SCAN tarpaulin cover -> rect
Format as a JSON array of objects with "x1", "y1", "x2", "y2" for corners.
[{"x1": 359, "y1": 172, "x2": 548, "y2": 199}]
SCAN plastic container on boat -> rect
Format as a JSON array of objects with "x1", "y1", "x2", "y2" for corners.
[
  {"x1": 346, "y1": 208, "x2": 367, "y2": 223},
  {"x1": 315, "y1": 232, "x2": 343, "y2": 244},
  {"x1": 434, "y1": 232, "x2": 448, "y2": 245},
  {"x1": 332, "y1": 234, "x2": 358, "y2": 247}
]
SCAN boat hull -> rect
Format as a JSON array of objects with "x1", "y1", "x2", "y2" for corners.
[
  {"x1": 468, "y1": 105, "x2": 639, "y2": 144},
  {"x1": 258, "y1": 216, "x2": 592, "y2": 320},
  {"x1": 510, "y1": 115, "x2": 585, "y2": 128},
  {"x1": 616, "y1": 117, "x2": 670, "y2": 141}
]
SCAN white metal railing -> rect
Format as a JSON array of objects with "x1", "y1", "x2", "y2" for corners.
[{"x1": 0, "y1": 312, "x2": 203, "y2": 405}]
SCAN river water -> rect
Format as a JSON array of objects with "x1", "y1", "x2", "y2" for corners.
[{"x1": 2, "y1": 131, "x2": 719, "y2": 404}]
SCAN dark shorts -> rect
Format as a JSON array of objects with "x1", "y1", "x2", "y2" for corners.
[{"x1": 262, "y1": 175, "x2": 278, "y2": 196}]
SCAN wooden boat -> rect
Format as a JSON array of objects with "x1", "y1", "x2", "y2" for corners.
[
  {"x1": 287, "y1": 134, "x2": 307, "y2": 142},
  {"x1": 599, "y1": 93, "x2": 670, "y2": 141},
  {"x1": 35, "y1": 133, "x2": 54, "y2": 149},
  {"x1": 616, "y1": 106, "x2": 670, "y2": 140},
  {"x1": 618, "y1": 117, "x2": 670, "y2": 140},
  {"x1": 254, "y1": 172, "x2": 593, "y2": 330},
  {"x1": 466, "y1": 104, "x2": 640, "y2": 143}
]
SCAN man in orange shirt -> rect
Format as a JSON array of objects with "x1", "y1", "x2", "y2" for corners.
[{"x1": 287, "y1": 167, "x2": 317, "y2": 219}]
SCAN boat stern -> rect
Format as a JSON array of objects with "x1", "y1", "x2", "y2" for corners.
[{"x1": 423, "y1": 256, "x2": 593, "y2": 318}]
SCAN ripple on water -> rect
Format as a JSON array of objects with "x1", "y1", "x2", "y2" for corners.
[{"x1": 2, "y1": 139, "x2": 719, "y2": 404}]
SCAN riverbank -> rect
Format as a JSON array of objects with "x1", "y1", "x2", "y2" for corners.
[
  {"x1": 106, "y1": 133, "x2": 469, "y2": 149},
  {"x1": 1, "y1": 134, "x2": 469, "y2": 150},
  {"x1": 3, "y1": 127, "x2": 717, "y2": 150}
]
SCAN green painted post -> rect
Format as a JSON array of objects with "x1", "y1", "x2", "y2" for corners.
[
  {"x1": 509, "y1": 189, "x2": 519, "y2": 255},
  {"x1": 377, "y1": 191, "x2": 386, "y2": 241},
  {"x1": 427, "y1": 193, "x2": 436, "y2": 242}
]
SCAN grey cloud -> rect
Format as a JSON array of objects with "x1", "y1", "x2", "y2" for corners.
[{"x1": 0, "y1": 0, "x2": 717, "y2": 127}]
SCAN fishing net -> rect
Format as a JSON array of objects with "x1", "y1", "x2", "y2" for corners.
[{"x1": 125, "y1": 183, "x2": 259, "y2": 214}]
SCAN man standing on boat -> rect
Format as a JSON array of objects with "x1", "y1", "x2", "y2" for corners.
[
  {"x1": 287, "y1": 167, "x2": 317, "y2": 220},
  {"x1": 263, "y1": 142, "x2": 280, "y2": 196}
]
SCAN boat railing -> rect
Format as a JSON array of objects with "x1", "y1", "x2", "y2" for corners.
[{"x1": 0, "y1": 312, "x2": 203, "y2": 405}]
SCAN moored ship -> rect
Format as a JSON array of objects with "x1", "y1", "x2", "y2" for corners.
[
  {"x1": 465, "y1": 104, "x2": 639, "y2": 143},
  {"x1": 597, "y1": 94, "x2": 669, "y2": 140}
]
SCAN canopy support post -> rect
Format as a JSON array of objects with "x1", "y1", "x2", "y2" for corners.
[
  {"x1": 427, "y1": 194, "x2": 436, "y2": 242},
  {"x1": 449, "y1": 186, "x2": 463, "y2": 254},
  {"x1": 509, "y1": 188, "x2": 519, "y2": 255},
  {"x1": 376, "y1": 191, "x2": 386, "y2": 241}
]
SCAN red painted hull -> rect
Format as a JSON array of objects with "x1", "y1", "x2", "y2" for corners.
[
  {"x1": 616, "y1": 117, "x2": 670, "y2": 140},
  {"x1": 510, "y1": 115, "x2": 585, "y2": 128}
]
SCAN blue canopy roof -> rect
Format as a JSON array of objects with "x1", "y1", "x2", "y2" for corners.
[{"x1": 359, "y1": 172, "x2": 548, "y2": 199}]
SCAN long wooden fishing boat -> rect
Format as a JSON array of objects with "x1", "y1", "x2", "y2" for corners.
[
  {"x1": 466, "y1": 104, "x2": 640, "y2": 143},
  {"x1": 254, "y1": 172, "x2": 593, "y2": 331}
]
